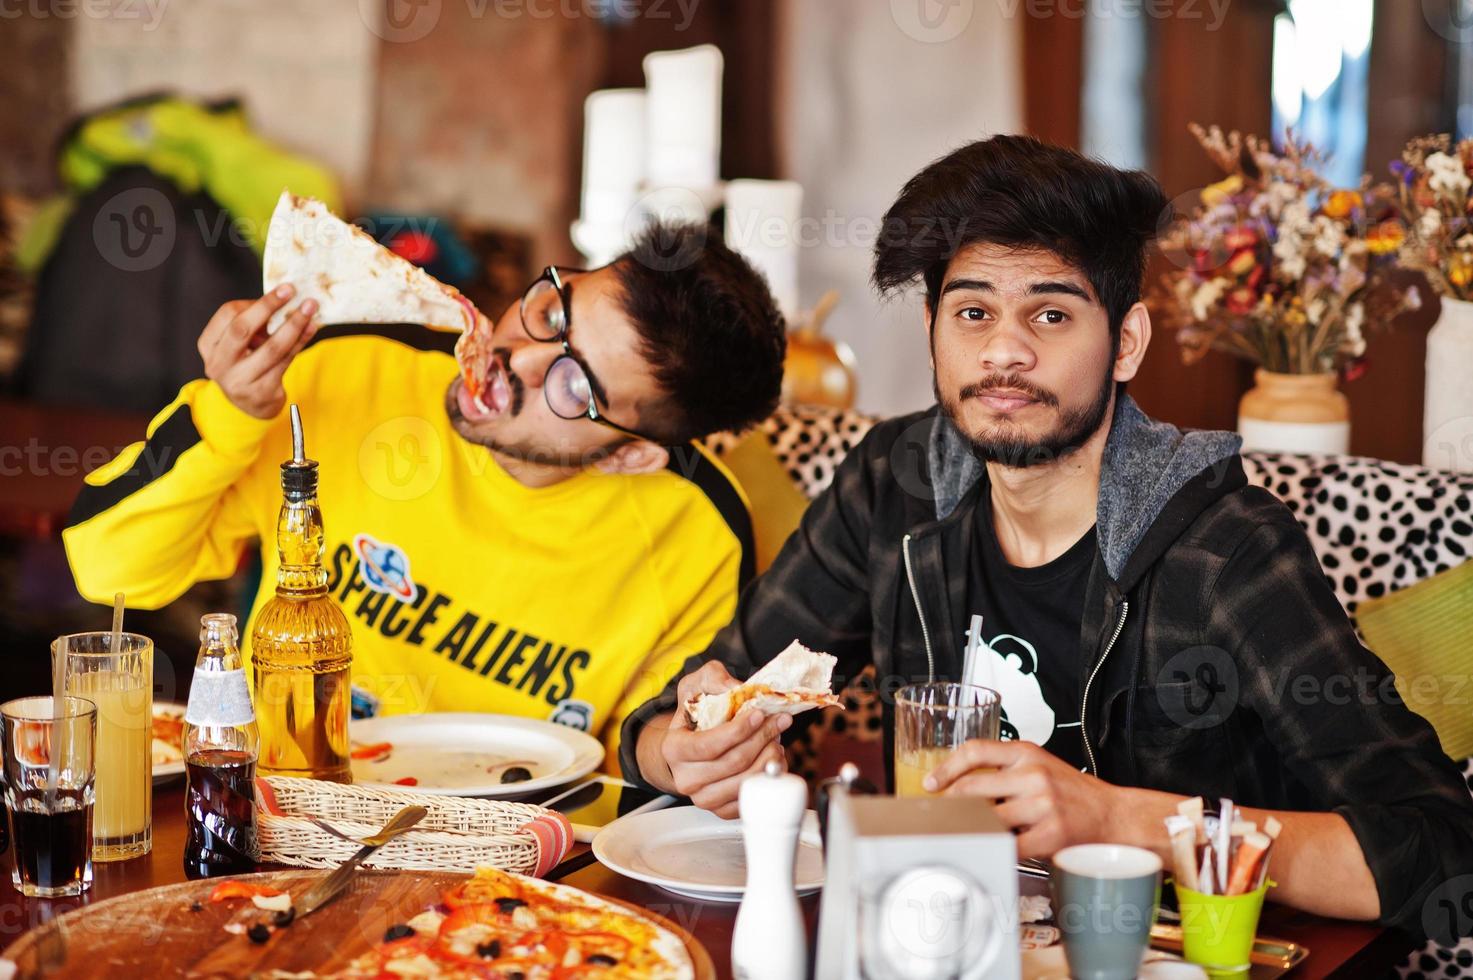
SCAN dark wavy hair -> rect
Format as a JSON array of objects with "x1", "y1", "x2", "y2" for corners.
[
  {"x1": 872, "y1": 134, "x2": 1169, "y2": 343},
  {"x1": 613, "y1": 222, "x2": 786, "y2": 444}
]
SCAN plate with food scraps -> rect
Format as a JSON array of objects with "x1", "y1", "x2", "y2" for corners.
[
  {"x1": 152, "y1": 699, "x2": 188, "y2": 783},
  {"x1": 593, "y1": 805, "x2": 826, "y2": 902},
  {"x1": 349, "y1": 712, "x2": 604, "y2": 798}
]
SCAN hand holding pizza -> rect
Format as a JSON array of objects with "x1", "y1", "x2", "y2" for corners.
[
  {"x1": 657, "y1": 661, "x2": 792, "y2": 820},
  {"x1": 198, "y1": 286, "x2": 319, "y2": 420}
]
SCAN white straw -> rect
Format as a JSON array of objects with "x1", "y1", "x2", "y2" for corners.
[
  {"x1": 110, "y1": 592, "x2": 125, "y2": 657},
  {"x1": 47, "y1": 635, "x2": 68, "y2": 808},
  {"x1": 961, "y1": 615, "x2": 985, "y2": 686}
]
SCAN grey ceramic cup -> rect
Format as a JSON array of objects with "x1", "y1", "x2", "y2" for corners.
[{"x1": 1052, "y1": 844, "x2": 1163, "y2": 980}]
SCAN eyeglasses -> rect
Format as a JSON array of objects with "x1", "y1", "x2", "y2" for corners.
[{"x1": 519, "y1": 266, "x2": 664, "y2": 445}]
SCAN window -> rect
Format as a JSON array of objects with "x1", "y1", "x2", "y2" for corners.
[{"x1": 1271, "y1": 0, "x2": 1375, "y2": 187}]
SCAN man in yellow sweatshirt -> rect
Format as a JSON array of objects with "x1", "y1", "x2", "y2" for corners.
[{"x1": 63, "y1": 222, "x2": 786, "y2": 771}]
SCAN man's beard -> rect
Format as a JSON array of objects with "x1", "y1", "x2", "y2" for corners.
[{"x1": 937, "y1": 367, "x2": 1114, "y2": 469}]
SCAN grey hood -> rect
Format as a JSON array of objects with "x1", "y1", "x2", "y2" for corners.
[{"x1": 925, "y1": 395, "x2": 1242, "y2": 583}]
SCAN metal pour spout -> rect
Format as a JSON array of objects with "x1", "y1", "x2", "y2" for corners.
[{"x1": 290, "y1": 404, "x2": 305, "y2": 463}]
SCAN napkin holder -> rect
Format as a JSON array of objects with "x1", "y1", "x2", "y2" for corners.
[{"x1": 815, "y1": 791, "x2": 1020, "y2": 980}]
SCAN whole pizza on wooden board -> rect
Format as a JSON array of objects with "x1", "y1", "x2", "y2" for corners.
[{"x1": 0, "y1": 868, "x2": 708, "y2": 979}]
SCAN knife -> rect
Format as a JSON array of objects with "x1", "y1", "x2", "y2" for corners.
[
  {"x1": 538, "y1": 778, "x2": 604, "y2": 815},
  {"x1": 274, "y1": 805, "x2": 428, "y2": 926}
]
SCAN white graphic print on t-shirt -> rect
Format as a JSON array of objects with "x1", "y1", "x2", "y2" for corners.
[{"x1": 963, "y1": 631, "x2": 1058, "y2": 745}]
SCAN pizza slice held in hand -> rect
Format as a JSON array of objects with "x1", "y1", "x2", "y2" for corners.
[{"x1": 685, "y1": 640, "x2": 843, "y2": 732}]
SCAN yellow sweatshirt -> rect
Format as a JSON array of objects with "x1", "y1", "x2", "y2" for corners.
[{"x1": 63, "y1": 324, "x2": 753, "y2": 771}]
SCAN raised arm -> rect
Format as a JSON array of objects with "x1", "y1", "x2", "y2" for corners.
[{"x1": 63, "y1": 290, "x2": 317, "y2": 608}]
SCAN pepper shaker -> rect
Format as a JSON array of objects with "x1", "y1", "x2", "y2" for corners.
[{"x1": 732, "y1": 759, "x2": 807, "y2": 980}]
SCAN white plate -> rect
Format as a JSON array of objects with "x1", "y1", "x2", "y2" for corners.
[
  {"x1": 349, "y1": 713, "x2": 603, "y2": 798},
  {"x1": 152, "y1": 700, "x2": 187, "y2": 783},
  {"x1": 593, "y1": 805, "x2": 825, "y2": 903}
]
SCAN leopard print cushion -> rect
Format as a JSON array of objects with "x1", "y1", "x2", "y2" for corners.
[
  {"x1": 703, "y1": 404, "x2": 880, "y2": 499},
  {"x1": 1241, "y1": 454, "x2": 1473, "y2": 624}
]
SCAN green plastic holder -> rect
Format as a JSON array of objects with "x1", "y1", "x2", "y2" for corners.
[{"x1": 1176, "y1": 880, "x2": 1274, "y2": 974}]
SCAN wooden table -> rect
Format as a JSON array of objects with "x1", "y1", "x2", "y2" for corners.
[
  {"x1": 0, "y1": 784, "x2": 1416, "y2": 978},
  {"x1": 0, "y1": 400, "x2": 150, "y2": 539}
]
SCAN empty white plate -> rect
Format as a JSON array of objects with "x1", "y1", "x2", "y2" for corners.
[
  {"x1": 593, "y1": 805, "x2": 825, "y2": 903},
  {"x1": 349, "y1": 713, "x2": 603, "y2": 798}
]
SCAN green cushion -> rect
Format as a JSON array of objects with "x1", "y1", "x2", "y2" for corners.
[{"x1": 1356, "y1": 559, "x2": 1473, "y2": 761}]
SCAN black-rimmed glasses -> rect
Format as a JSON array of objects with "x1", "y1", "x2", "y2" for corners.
[{"x1": 519, "y1": 266, "x2": 664, "y2": 445}]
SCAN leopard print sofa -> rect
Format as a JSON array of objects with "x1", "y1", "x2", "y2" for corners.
[{"x1": 706, "y1": 406, "x2": 1473, "y2": 975}]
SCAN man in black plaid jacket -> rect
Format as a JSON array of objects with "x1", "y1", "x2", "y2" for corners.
[{"x1": 621, "y1": 135, "x2": 1473, "y2": 937}]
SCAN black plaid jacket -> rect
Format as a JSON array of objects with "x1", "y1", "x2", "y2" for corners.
[{"x1": 621, "y1": 401, "x2": 1473, "y2": 938}]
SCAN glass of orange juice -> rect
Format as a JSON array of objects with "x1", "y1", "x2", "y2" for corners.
[
  {"x1": 894, "y1": 682, "x2": 1001, "y2": 797},
  {"x1": 57, "y1": 632, "x2": 153, "y2": 861}
]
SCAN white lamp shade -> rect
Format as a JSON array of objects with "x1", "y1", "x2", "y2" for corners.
[
  {"x1": 643, "y1": 44, "x2": 723, "y2": 190},
  {"x1": 725, "y1": 178, "x2": 804, "y2": 320},
  {"x1": 580, "y1": 88, "x2": 647, "y2": 227}
]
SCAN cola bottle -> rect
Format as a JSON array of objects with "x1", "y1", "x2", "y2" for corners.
[{"x1": 182, "y1": 613, "x2": 260, "y2": 879}]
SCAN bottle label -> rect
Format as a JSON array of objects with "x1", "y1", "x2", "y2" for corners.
[{"x1": 185, "y1": 668, "x2": 255, "y2": 727}]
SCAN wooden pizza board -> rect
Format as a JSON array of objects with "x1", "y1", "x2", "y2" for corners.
[{"x1": 0, "y1": 869, "x2": 715, "y2": 979}]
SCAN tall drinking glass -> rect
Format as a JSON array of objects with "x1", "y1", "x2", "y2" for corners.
[
  {"x1": 2, "y1": 695, "x2": 97, "y2": 897},
  {"x1": 57, "y1": 632, "x2": 153, "y2": 861},
  {"x1": 894, "y1": 683, "x2": 1001, "y2": 797}
]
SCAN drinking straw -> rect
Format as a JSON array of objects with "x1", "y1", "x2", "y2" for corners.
[
  {"x1": 961, "y1": 615, "x2": 985, "y2": 686},
  {"x1": 110, "y1": 592, "x2": 125, "y2": 656},
  {"x1": 47, "y1": 634, "x2": 68, "y2": 809}
]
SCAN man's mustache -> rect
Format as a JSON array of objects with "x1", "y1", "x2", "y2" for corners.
[
  {"x1": 491, "y1": 346, "x2": 526, "y2": 415},
  {"x1": 959, "y1": 374, "x2": 1060, "y2": 409}
]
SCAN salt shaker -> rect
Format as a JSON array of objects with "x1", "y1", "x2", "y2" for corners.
[{"x1": 732, "y1": 759, "x2": 807, "y2": 980}]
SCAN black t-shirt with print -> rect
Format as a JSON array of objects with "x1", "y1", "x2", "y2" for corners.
[{"x1": 964, "y1": 504, "x2": 1095, "y2": 770}]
